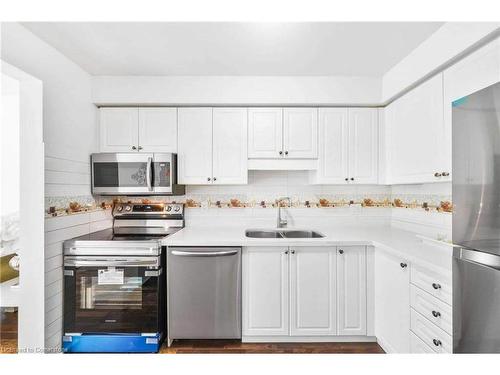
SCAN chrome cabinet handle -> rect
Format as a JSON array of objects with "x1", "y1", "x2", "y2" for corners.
[
  {"x1": 284, "y1": 250, "x2": 289, "y2": 254},
  {"x1": 434, "y1": 172, "x2": 442, "y2": 177},
  {"x1": 213, "y1": 177, "x2": 217, "y2": 182},
  {"x1": 400, "y1": 263, "x2": 407, "y2": 268},
  {"x1": 138, "y1": 146, "x2": 143, "y2": 151},
  {"x1": 131, "y1": 146, "x2": 137, "y2": 150},
  {"x1": 291, "y1": 250, "x2": 295, "y2": 254},
  {"x1": 279, "y1": 151, "x2": 283, "y2": 156},
  {"x1": 350, "y1": 177, "x2": 354, "y2": 181},
  {"x1": 207, "y1": 177, "x2": 211, "y2": 182},
  {"x1": 433, "y1": 339, "x2": 442, "y2": 347},
  {"x1": 345, "y1": 178, "x2": 348, "y2": 182},
  {"x1": 285, "y1": 151, "x2": 288, "y2": 155},
  {"x1": 432, "y1": 310, "x2": 441, "y2": 318},
  {"x1": 432, "y1": 283, "x2": 441, "y2": 290},
  {"x1": 339, "y1": 249, "x2": 344, "y2": 254},
  {"x1": 442, "y1": 172, "x2": 450, "y2": 177}
]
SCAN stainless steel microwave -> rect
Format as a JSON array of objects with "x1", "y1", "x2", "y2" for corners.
[{"x1": 91, "y1": 153, "x2": 185, "y2": 196}]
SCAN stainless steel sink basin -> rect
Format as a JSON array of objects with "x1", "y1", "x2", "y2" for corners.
[
  {"x1": 245, "y1": 230, "x2": 284, "y2": 238},
  {"x1": 281, "y1": 230, "x2": 324, "y2": 238},
  {"x1": 245, "y1": 229, "x2": 324, "y2": 239}
]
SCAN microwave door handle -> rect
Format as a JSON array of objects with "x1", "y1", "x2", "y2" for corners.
[{"x1": 146, "y1": 157, "x2": 153, "y2": 191}]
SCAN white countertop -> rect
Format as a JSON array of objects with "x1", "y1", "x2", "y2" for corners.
[{"x1": 163, "y1": 224, "x2": 453, "y2": 269}]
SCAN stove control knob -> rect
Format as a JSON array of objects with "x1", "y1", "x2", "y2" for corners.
[
  {"x1": 174, "y1": 206, "x2": 180, "y2": 212},
  {"x1": 125, "y1": 205, "x2": 132, "y2": 212},
  {"x1": 166, "y1": 206, "x2": 172, "y2": 212},
  {"x1": 116, "y1": 206, "x2": 123, "y2": 212}
]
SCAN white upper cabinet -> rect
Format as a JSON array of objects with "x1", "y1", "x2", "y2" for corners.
[
  {"x1": 386, "y1": 74, "x2": 448, "y2": 184},
  {"x1": 374, "y1": 248, "x2": 410, "y2": 353},
  {"x1": 177, "y1": 108, "x2": 213, "y2": 184},
  {"x1": 289, "y1": 247, "x2": 337, "y2": 336},
  {"x1": 248, "y1": 108, "x2": 283, "y2": 159},
  {"x1": 243, "y1": 247, "x2": 290, "y2": 337},
  {"x1": 99, "y1": 108, "x2": 139, "y2": 152},
  {"x1": 248, "y1": 107, "x2": 318, "y2": 160},
  {"x1": 314, "y1": 108, "x2": 378, "y2": 184},
  {"x1": 178, "y1": 107, "x2": 249, "y2": 185},
  {"x1": 100, "y1": 107, "x2": 177, "y2": 153},
  {"x1": 138, "y1": 108, "x2": 177, "y2": 153},
  {"x1": 283, "y1": 108, "x2": 318, "y2": 158},
  {"x1": 337, "y1": 246, "x2": 367, "y2": 336},
  {"x1": 348, "y1": 108, "x2": 379, "y2": 184},
  {"x1": 316, "y1": 108, "x2": 349, "y2": 184},
  {"x1": 212, "y1": 108, "x2": 248, "y2": 184}
]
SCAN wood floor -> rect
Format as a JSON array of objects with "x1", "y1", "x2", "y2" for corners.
[
  {"x1": 161, "y1": 340, "x2": 385, "y2": 354},
  {"x1": 0, "y1": 308, "x2": 18, "y2": 354},
  {"x1": 0, "y1": 310, "x2": 384, "y2": 354}
]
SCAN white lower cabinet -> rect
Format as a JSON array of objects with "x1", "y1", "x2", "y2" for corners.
[
  {"x1": 410, "y1": 331, "x2": 435, "y2": 353},
  {"x1": 337, "y1": 246, "x2": 367, "y2": 336},
  {"x1": 290, "y1": 247, "x2": 337, "y2": 336},
  {"x1": 243, "y1": 246, "x2": 368, "y2": 340},
  {"x1": 374, "y1": 248, "x2": 411, "y2": 353},
  {"x1": 242, "y1": 247, "x2": 289, "y2": 336}
]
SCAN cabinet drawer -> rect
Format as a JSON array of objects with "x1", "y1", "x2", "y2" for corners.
[
  {"x1": 410, "y1": 331, "x2": 435, "y2": 353},
  {"x1": 410, "y1": 285, "x2": 452, "y2": 335},
  {"x1": 410, "y1": 309, "x2": 452, "y2": 353},
  {"x1": 411, "y1": 264, "x2": 451, "y2": 305}
]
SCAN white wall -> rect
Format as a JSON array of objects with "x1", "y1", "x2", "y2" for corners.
[{"x1": 91, "y1": 75, "x2": 382, "y2": 106}]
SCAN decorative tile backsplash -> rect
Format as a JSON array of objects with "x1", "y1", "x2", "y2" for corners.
[{"x1": 45, "y1": 171, "x2": 452, "y2": 217}]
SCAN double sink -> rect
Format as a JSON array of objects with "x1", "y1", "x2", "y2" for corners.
[{"x1": 245, "y1": 229, "x2": 325, "y2": 239}]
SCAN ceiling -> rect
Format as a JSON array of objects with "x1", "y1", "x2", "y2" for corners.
[{"x1": 22, "y1": 22, "x2": 444, "y2": 76}]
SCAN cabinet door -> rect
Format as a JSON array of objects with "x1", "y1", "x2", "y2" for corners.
[
  {"x1": 388, "y1": 74, "x2": 445, "y2": 183},
  {"x1": 348, "y1": 108, "x2": 379, "y2": 184},
  {"x1": 283, "y1": 108, "x2": 318, "y2": 158},
  {"x1": 243, "y1": 247, "x2": 289, "y2": 336},
  {"x1": 248, "y1": 108, "x2": 283, "y2": 159},
  {"x1": 177, "y1": 108, "x2": 213, "y2": 184},
  {"x1": 374, "y1": 249, "x2": 410, "y2": 353},
  {"x1": 138, "y1": 108, "x2": 177, "y2": 152},
  {"x1": 99, "y1": 108, "x2": 139, "y2": 152},
  {"x1": 316, "y1": 108, "x2": 349, "y2": 184},
  {"x1": 337, "y1": 246, "x2": 367, "y2": 336},
  {"x1": 212, "y1": 108, "x2": 248, "y2": 184},
  {"x1": 290, "y1": 247, "x2": 337, "y2": 336}
]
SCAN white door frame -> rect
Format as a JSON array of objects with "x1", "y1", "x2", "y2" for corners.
[{"x1": 1, "y1": 61, "x2": 45, "y2": 352}]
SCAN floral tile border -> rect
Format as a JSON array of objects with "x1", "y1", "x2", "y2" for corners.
[{"x1": 45, "y1": 193, "x2": 452, "y2": 217}]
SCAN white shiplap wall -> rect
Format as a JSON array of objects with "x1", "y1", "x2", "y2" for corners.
[{"x1": 44, "y1": 143, "x2": 107, "y2": 352}]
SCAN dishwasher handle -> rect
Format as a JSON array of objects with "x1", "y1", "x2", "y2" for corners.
[{"x1": 171, "y1": 249, "x2": 239, "y2": 257}]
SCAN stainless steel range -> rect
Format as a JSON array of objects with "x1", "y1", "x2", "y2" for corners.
[{"x1": 62, "y1": 202, "x2": 184, "y2": 353}]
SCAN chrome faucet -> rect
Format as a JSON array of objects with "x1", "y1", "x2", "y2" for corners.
[{"x1": 277, "y1": 197, "x2": 291, "y2": 228}]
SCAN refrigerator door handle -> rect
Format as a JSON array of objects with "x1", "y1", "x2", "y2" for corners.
[{"x1": 456, "y1": 247, "x2": 500, "y2": 270}]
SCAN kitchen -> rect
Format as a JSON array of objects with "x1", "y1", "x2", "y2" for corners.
[{"x1": 1, "y1": 7, "x2": 500, "y2": 368}]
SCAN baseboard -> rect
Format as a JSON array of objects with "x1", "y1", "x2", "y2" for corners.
[{"x1": 242, "y1": 336, "x2": 377, "y2": 343}]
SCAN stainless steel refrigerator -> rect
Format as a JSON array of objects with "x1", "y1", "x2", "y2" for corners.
[{"x1": 453, "y1": 81, "x2": 500, "y2": 353}]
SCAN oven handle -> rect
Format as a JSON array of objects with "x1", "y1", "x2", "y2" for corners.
[
  {"x1": 171, "y1": 250, "x2": 239, "y2": 257},
  {"x1": 64, "y1": 257, "x2": 159, "y2": 268},
  {"x1": 147, "y1": 157, "x2": 153, "y2": 192}
]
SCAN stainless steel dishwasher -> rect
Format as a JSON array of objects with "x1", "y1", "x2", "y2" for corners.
[{"x1": 167, "y1": 247, "x2": 241, "y2": 339}]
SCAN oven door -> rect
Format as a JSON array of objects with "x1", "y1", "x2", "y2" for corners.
[
  {"x1": 91, "y1": 153, "x2": 154, "y2": 195},
  {"x1": 63, "y1": 256, "x2": 164, "y2": 335}
]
